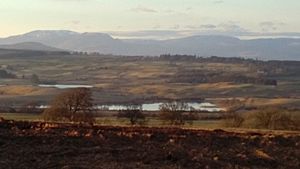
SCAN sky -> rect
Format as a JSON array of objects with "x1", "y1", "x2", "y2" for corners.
[{"x1": 1, "y1": 0, "x2": 300, "y2": 39}]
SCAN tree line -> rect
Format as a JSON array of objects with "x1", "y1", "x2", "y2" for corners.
[
  {"x1": 2, "y1": 88, "x2": 299, "y2": 130},
  {"x1": 42, "y1": 88, "x2": 199, "y2": 126}
]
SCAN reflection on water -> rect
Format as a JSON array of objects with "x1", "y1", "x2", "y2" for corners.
[
  {"x1": 38, "y1": 84, "x2": 93, "y2": 89},
  {"x1": 98, "y1": 102, "x2": 225, "y2": 112}
]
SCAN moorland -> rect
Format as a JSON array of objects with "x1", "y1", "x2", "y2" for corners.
[{"x1": 0, "y1": 50, "x2": 299, "y2": 109}]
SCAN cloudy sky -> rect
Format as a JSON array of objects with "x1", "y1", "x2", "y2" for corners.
[{"x1": 1, "y1": 0, "x2": 300, "y2": 39}]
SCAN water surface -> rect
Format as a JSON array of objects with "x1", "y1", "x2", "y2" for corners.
[
  {"x1": 98, "y1": 102, "x2": 225, "y2": 112},
  {"x1": 38, "y1": 84, "x2": 93, "y2": 89}
]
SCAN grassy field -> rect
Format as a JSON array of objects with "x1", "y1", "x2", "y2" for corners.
[
  {"x1": 1, "y1": 54, "x2": 300, "y2": 108},
  {"x1": 0, "y1": 113, "x2": 222, "y2": 129},
  {"x1": 0, "y1": 113, "x2": 42, "y2": 121}
]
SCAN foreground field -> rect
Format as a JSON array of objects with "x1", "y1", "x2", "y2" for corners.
[{"x1": 0, "y1": 120, "x2": 299, "y2": 169}]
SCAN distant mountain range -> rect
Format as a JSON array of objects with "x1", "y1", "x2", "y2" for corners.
[{"x1": 0, "y1": 30, "x2": 300, "y2": 60}]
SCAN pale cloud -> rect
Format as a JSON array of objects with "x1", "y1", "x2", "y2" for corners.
[
  {"x1": 109, "y1": 29, "x2": 300, "y2": 40},
  {"x1": 164, "y1": 9, "x2": 175, "y2": 13},
  {"x1": 106, "y1": 21, "x2": 296, "y2": 39},
  {"x1": 200, "y1": 24, "x2": 217, "y2": 29},
  {"x1": 170, "y1": 24, "x2": 180, "y2": 30},
  {"x1": 218, "y1": 22, "x2": 248, "y2": 33},
  {"x1": 108, "y1": 30, "x2": 183, "y2": 39},
  {"x1": 212, "y1": 0, "x2": 224, "y2": 4},
  {"x1": 260, "y1": 21, "x2": 286, "y2": 32},
  {"x1": 131, "y1": 6, "x2": 157, "y2": 13},
  {"x1": 184, "y1": 24, "x2": 217, "y2": 30},
  {"x1": 152, "y1": 25, "x2": 161, "y2": 29},
  {"x1": 49, "y1": 0, "x2": 95, "y2": 1},
  {"x1": 0, "y1": 0, "x2": 299, "y2": 38},
  {"x1": 70, "y1": 20, "x2": 80, "y2": 25}
]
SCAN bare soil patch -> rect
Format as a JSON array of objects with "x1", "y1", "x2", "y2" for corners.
[{"x1": 0, "y1": 120, "x2": 299, "y2": 169}]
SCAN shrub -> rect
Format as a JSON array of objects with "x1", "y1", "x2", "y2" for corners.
[
  {"x1": 222, "y1": 107, "x2": 300, "y2": 130},
  {"x1": 222, "y1": 112, "x2": 245, "y2": 128},
  {"x1": 246, "y1": 108, "x2": 298, "y2": 130}
]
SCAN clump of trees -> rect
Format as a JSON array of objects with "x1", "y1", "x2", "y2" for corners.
[
  {"x1": 0, "y1": 70, "x2": 16, "y2": 79},
  {"x1": 30, "y1": 74, "x2": 40, "y2": 84},
  {"x1": 223, "y1": 107, "x2": 300, "y2": 130},
  {"x1": 159, "y1": 102, "x2": 197, "y2": 125},
  {"x1": 245, "y1": 108, "x2": 298, "y2": 130},
  {"x1": 29, "y1": 73, "x2": 57, "y2": 85},
  {"x1": 159, "y1": 54, "x2": 197, "y2": 61},
  {"x1": 42, "y1": 88, "x2": 95, "y2": 124},
  {"x1": 117, "y1": 105, "x2": 146, "y2": 125}
]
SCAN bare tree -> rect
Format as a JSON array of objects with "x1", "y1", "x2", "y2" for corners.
[
  {"x1": 117, "y1": 105, "x2": 146, "y2": 125},
  {"x1": 42, "y1": 88, "x2": 95, "y2": 123},
  {"x1": 159, "y1": 102, "x2": 195, "y2": 125}
]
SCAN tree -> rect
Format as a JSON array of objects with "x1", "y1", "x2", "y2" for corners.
[
  {"x1": 117, "y1": 105, "x2": 146, "y2": 125},
  {"x1": 30, "y1": 74, "x2": 40, "y2": 84},
  {"x1": 42, "y1": 88, "x2": 95, "y2": 123},
  {"x1": 159, "y1": 102, "x2": 195, "y2": 125}
]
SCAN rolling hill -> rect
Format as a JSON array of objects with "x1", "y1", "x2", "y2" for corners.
[{"x1": 0, "y1": 42, "x2": 64, "y2": 52}]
